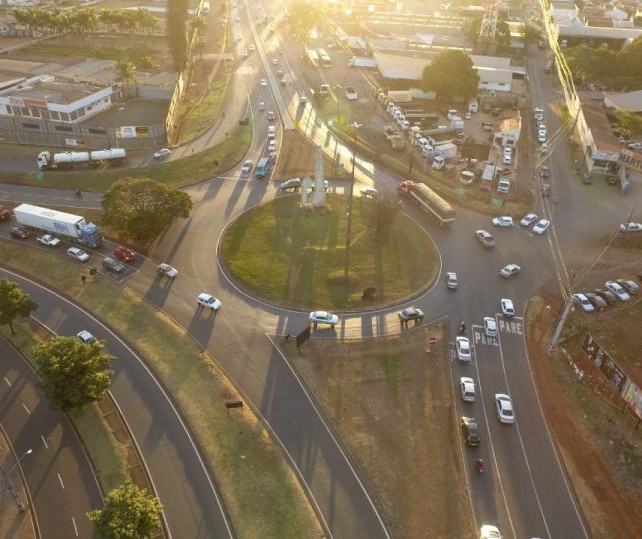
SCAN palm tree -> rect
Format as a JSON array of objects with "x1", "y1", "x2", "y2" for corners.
[
  {"x1": 98, "y1": 8, "x2": 115, "y2": 33},
  {"x1": 116, "y1": 59, "x2": 138, "y2": 96}
]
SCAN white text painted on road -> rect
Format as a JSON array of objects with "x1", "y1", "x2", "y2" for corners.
[
  {"x1": 498, "y1": 318, "x2": 523, "y2": 335},
  {"x1": 473, "y1": 331, "x2": 499, "y2": 347}
]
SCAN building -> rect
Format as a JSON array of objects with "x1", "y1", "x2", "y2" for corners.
[
  {"x1": 492, "y1": 116, "x2": 521, "y2": 147},
  {"x1": 603, "y1": 90, "x2": 642, "y2": 113}
]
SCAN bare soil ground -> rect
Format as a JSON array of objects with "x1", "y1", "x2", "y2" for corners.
[{"x1": 284, "y1": 322, "x2": 475, "y2": 539}]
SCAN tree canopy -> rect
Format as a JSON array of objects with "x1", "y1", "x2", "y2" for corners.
[
  {"x1": 0, "y1": 279, "x2": 37, "y2": 336},
  {"x1": 88, "y1": 481, "x2": 163, "y2": 539},
  {"x1": 102, "y1": 178, "x2": 192, "y2": 241},
  {"x1": 421, "y1": 50, "x2": 479, "y2": 102},
  {"x1": 33, "y1": 336, "x2": 115, "y2": 412},
  {"x1": 167, "y1": 0, "x2": 189, "y2": 71}
]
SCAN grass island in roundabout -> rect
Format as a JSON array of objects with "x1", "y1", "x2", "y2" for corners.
[{"x1": 220, "y1": 193, "x2": 439, "y2": 311}]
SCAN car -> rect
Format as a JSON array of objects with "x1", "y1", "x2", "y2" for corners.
[
  {"x1": 532, "y1": 218, "x2": 550, "y2": 235},
  {"x1": 249, "y1": 44, "x2": 255, "y2": 51},
  {"x1": 267, "y1": 111, "x2": 276, "y2": 121},
  {"x1": 594, "y1": 288, "x2": 616, "y2": 304},
  {"x1": 492, "y1": 216, "x2": 513, "y2": 227},
  {"x1": 465, "y1": 111, "x2": 472, "y2": 120},
  {"x1": 397, "y1": 307, "x2": 424, "y2": 322},
  {"x1": 241, "y1": 160, "x2": 253, "y2": 175},
  {"x1": 460, "y1": 377, "x2": 476, "y2": 402},
  {"x1": 460, "y1": 416, "x2": 481, "y2": 446},
  {"x1": 545, "y1": 63, "x2": 552, "y2": 73},
  {"x1": 495, "y1": 393, "x2": 515, "y2": 423},
  {"x1": 540, "y1": 142, "x2": 548, "y2": 154},
  {"x1": 628, "y1": 142, "x2": 642, "y2": 151},
  {"x1": 446, "y1": 272, "x2": 458, "y2": 289},
  {"x1": 605, "y1": 280, "x2": 630, "y2": 301},
  {"x1": 157, "y1": 263, "x2": 178, "y2": 278},
  {"x1": 271, "y1": 58, "x2": 278, "y2": 65},
  {"x1": 499, "y1": 264, "x2": 521, "y2": 278},
  {"x1": 236, "y1": 33, "x2": 242, "y2": 41},
  {"x1": 475, "y1": 229, "x2": 495, "y2": 248},
  {"x1": 520, "y1": 213, "x2": 538, "y2": 227},
  {"x1": 153, "y1": 148, "x2": 171, "y2": 159},
  {"x1": 36, "y1": 234, "x2": 61, "y2": 247},
  {"x1": 502, "y1": 147, "x2": 512, "y2": 164},
  {"x1": 456, "y1": 336, "x2": 471, "y2": 361},
  {"x1": 113, "y1": 245, "x2": 136, "y2": 262},
  {"x1": 77, "y1": 330, "x2": 97, "y2": 344},
  {"x1": 537, "y1": 130, "x2": 547, "y2": 143},
  {"x1": 483, "y1": 316, "x2": 497, "y2": 337},
  {"x1": 10, "y1": 226, "x2": 31, "y2": 240},
  {"x1": 309, "y1": 311, "x2": 339, "y2": 327},
  {"x1": 260, "y1": 78, "x2": 267, "y2": 87},
  {"x1": 268, "y1": 140, "x2": 277, "y2": 153},
  {"x1": 501, "y1": 298, "x2": 515, "y2": 316},
  {"x1": 480, "y1": 524, "x2": 502, "y2": 539},
  {"x1": 197, "y1": 293, "x2": 222, "y2": 310},
  {"x1": 102, "y1": 257, "x2": 125, "y2": 273},
  {"x1": 241, "y1": 49, "x2": 248, "y2": 58},
  {"x1": 573, "y1": 293, "x2": 595, "y2": 313},
  {"x1": 541, "y1": 183, "x2": 551, "y2": 197},
  {"x1": 67, "y1": 246, "x2": 90, "y2": 262},
  {"x1": 280, "y1": 178, "x2": 302, "y2": 192},
  {"x1": 539, "y1": 165, "x2": 550, "y2": 178},
  {"x1": 360, "y1": 187, "x2": 378, "y2": 198},
  {"x1": 619, "y1": 222, "x2": 642, "y2": 233},
  {"x1": 616, "y1": 279, "x2": 639, "y2": 295},
  {"x1": 300, "y1": 95, "x2": 307, "y2": 104},
  {"x1": 584, "y1": 292, "x2": 607, "y2": 311},
  {"x1": 345, "y1": 86, "x2": 358, "y2": 100}
]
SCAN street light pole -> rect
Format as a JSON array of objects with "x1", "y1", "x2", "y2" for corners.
[
  {"x1": 2, "y1": 448, "x2": 32, "y2": 513},
  {"x1": 344, "y1": 122, "x2": 362, "y2": 278}
]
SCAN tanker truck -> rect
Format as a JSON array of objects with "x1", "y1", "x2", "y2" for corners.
[
  {"x1": 13, "y1": 203, "x2": 103, "y2": 247},
  {"x1": 37, "y1": 148, "x2": 126, "y2": 170}
]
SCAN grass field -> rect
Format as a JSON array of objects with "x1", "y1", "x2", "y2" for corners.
[
  {"x1": 0, "y1": 241, "x2": 322, "y2": 538},
  {"x1": 220, "y1": 194, "x2": 439, "y2": 310}
]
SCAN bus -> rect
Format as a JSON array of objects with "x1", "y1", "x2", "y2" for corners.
[
  {"x1": 397, "y1": 181, "x2": 456, "y2": 226},
  {"x1": 317, "y1": 48, "x2": 331, "y2": 68},
  {"x1": 306, "y1": 49, "x2": 319, "y2": 66}
]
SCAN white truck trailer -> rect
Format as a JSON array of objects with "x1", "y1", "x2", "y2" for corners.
[{"x1": 37, "y1": 148, "x2": 126, "y2": 170}]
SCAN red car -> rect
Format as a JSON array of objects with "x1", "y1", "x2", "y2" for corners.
[{"x1": 113, "y1": 245, "x2": 136, "y2": 262}]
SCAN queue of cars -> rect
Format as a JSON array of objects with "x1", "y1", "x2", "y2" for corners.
[{"x1": 572, "y1": 279, "x2": 639, "y2": 312}]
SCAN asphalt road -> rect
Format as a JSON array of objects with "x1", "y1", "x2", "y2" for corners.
[
  {"x1": 0, "y1": 337, "x2": 102, "y2": 538},
  {"x1": 0, "y1": 269, "x2": 232, "y2": 539}
]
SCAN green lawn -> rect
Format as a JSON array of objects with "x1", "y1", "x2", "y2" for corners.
[
  {"x1": 221, "y1": 194, "x2": 439, "y2": 310},
  {"x1": 0, "y1": 241, "x2": 321, "y2": 537}
]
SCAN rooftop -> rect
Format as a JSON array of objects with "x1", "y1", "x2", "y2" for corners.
[
  {"x1": 580, "y1": 98, "x2": 620, "y2": 154},
  {"x1": 2, "y1": 79, "x2": 107, "y2": 103},
  {"x1": 558, "y1": 25, "x2": 642, "y2": 39},
  {"x1": 603, "y1": 90, "x2": 642, "y2": 113}
]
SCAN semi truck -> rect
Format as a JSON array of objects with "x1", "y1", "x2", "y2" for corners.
[
  {"x1": 37, "y1": 148, "x2": 127, "y2": 170},
  {"x1": 13, "y1": 203, "x2": 103, "y2": 247},
  {"x1": 383, "y1": 126, "x2": 406, "y2": 150},
  {"x1": 397, "y1": 181, "x2": 456, "y2": 226}
]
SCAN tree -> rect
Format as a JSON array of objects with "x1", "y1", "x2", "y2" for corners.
[
  {"x1": 615, "y1": 110, "x2": 642, "y2": 138},
  {"x1": 88, "y1": 481, "x2": 163, "y2": 539},
  {"x1": 495, "y1": 21, "x2": 511, "y2": 51},
  {"x1": 116, "y1": 59, "x2": 138, "y2": 95},
  {"x1": 287, "y1": 2, "x2": 320, "y2": 42},
  {"x1": 0, "y1": 279, "x2": 38, "y2": 336},
  {"x1": 363, "y1": 190, "x2": 402, "y2": 235},
  {"x1": 33, "y1": 336, "x2": 114, "y2": 412},
  {"x1": 102, "y1": 179, "x2": 192, "y2": 241},
  {"x1": 167, "y1": 0, "x2": 189, "y2": 71},
  {"x1": 522, "y1": 24, "x2": 541, "y2": 48},
  {"x1": 421, "y1": 50, "x2": 480, "y2": 102}
]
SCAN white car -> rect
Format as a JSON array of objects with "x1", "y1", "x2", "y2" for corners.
[
  {"x1": 520, "y1": 213, "x2": 538, "y2": 227},
  {"x1": 456, "y1": 336, "x2": 471, "y2": 361},
  {"x1": 345, "y1": 86, "x2": 358, "y2": 100},
  {"x1": 532, "y1": 219, "x2": 550, "y2": 235},
  {"x1": 360, "y1": 187, "x2": 378, "y2": 198},
  {"x1": 280, "y1": 178, "x2": 302, "y2": 192},
  {"x1": 460, "y1": 377, "x2": 476, "y2": 402},
  {"x1": 502, "y1": 147, "x2": 512, "y2": 164},
  {"x1": 260, "y1": 79, "x2": 267, "y2": 87},
  {"x1": 501, "y1": 298, "x2": 515, "y2": 316},
  {"x1": 540, "y1": 143, "x2": 548, "y2": 154},
  {"x1": 605, "y1": 280, "x2": 630, "y2": 301},
  {"x1": 153, "y1": 148, "x2": 171, "y2": 159},
  {"x1": 619, "y1": 222, "x2": 642, "y2": 233},
  {"x1": 241, "y1": 160, "x2": 253, "y2": 175},
  {"x1": 67, "y1": 246, "x2": 90, "y2": 262},
  {"x1": 77, "y1": 330, "x2": 96, "y2": 344},
  {"x1": 36, "y1": 234, "x2": 61, "y2": 247},
  {"x1": 499, "y1": 264, "x2": 521, "y2": 278},
  {"x1": 628, "y1": 142, "x2": 642, "y2": 151},
  {"x1": 483, "y1": 316, "x2": 497, "y2": 337},
  {"x1": 480, "y1": 524, "x2": 502, "y2": 539},
  {"x1": 271, "y1": 58, "x2": 278, "y2": 65},
  {"x1": 495, "y1": 393, "x2": 515, "y2": 423},
  {"x1": 157, "y1": 263, "x2": 178, "y2": 278},
  {"x1": 197, "y1": 293, "x2": 222, "y2": 310},
  {"x1": 268, "y1": 140, "x2": 277, "y2": 152},
  {"x1": 573, "y1": 293, "x2": 595, "y2": 313},
  {"x1": 492, "y1": 216, "x2": 513, "y2": 228},
  {"x1": 309, "y1": 311, "x2": 339, "y2": 327},
  {"x1": 537, "y1": 129, "x2": 547, "y2": 143},
  {"x1": 446, "y1": 272, "x2": 458, "y2": 289},
  {"x1": 475, "y1": 229, "x2": 495, "y2": 248}
]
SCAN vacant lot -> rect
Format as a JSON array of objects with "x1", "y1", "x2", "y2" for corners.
[{"x1": 285, "y1": 322, "x2": 475, "y2": 539}]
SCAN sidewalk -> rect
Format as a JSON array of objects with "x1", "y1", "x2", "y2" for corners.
[{"x1": 0, "y1": 431, "x2": 36, "y2": 538}]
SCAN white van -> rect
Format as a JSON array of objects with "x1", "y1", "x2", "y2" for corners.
[
  {"x1": 267, "y1": 126, "x2": 276, "y2": 139},
  {"x1": 447, "y1": 108, "x2": 459, "y2": 120},
  {"x1": 497, "y1": 178, "x2": 511, "y2": 193},
  {"x1": 468, "y1": 101, "x2": 478, "y2": 113}
]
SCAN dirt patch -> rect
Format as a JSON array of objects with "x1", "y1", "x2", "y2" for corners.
[
  {"x1": 526, "y1": 285, "x2": 642, "y2": 538},
  {"x1": 284, "y1": 322, "x2": 475, "y2": 539}
]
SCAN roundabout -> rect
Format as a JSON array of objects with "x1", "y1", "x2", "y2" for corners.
[{"x1": 219, "y1": 193, "x2": 440, "y2": 311}]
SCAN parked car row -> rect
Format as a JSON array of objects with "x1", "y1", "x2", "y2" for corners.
[{"x1": 573, "y1": 279, "x2": 639, "y2": 312}]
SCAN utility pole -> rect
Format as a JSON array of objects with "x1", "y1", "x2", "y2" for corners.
[
  {"x1": 1, "y1": 448, "x2": 32, "y2": 514},
  {"x1": 344, "y1": 122, "x2": 362, "y2": 278}
]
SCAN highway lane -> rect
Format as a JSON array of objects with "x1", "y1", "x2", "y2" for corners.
[
  {"x1": 0, "y1": 269, "x2": 233, "y2": 539},
  {"x1": 0, "y1": 338, "x2": 102, "y2": 538}
]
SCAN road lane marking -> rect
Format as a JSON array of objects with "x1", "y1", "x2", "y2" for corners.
[
  {"x1": 41, "y1": 435, "x2": 48, "y2": 449},
  {"x1": 22, "y1": 402, "x2": 31, "y2": 415},
  {"x1": 3, "y1": 376, "x2": 11, "y2": 387},
  {"x1": 57, "y1": 473, "x2": 65, "y2": 489},
  {"x1": 72, "y1": 517, "x2": 79, "y2": 536}
]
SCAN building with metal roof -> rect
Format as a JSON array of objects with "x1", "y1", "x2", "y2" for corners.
[{"x1": 603, "y1": 91, "x2": 642, "y2": 113}]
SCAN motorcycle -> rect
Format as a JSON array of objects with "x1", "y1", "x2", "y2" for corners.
[{"x1": 475, "y1": 459, "x2": 484, "y2": 474}]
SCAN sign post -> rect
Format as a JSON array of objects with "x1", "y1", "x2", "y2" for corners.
[{"x1": 427, "y1": 336, "x2": 437, "y2": 353}]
